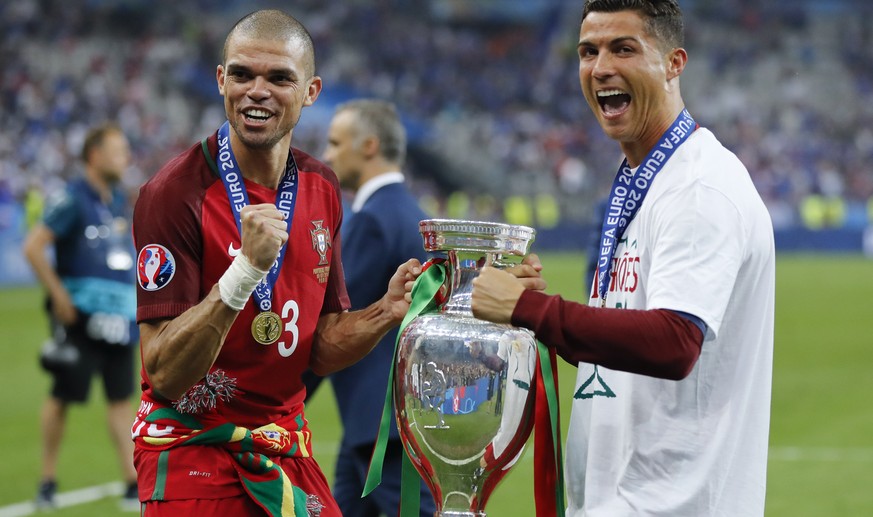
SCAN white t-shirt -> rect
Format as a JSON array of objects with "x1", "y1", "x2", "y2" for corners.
[{"x1": 566, "y1": 128, "x2": 775, "y2": 516}]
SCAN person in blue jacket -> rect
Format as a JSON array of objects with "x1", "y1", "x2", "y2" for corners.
[
  {"x1": 306, "y1": 99, "x2": 436, "y2": 516},
  {"x1": 23, "y1": 122, "x2": 139, "y2": 511}
]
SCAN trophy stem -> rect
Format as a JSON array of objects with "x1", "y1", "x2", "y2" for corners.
[{"x1": 441, "y1": 252, "x2": 484, "y2": 316}]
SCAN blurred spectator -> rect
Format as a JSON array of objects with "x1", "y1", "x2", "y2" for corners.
[{"x1": 22, "y1": 122, "x2": 139, "y2": 511}]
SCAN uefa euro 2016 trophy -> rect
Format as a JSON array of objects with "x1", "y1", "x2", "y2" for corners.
[{"x1": 395, "y1": 219, "x2": 538, "y2": 517}]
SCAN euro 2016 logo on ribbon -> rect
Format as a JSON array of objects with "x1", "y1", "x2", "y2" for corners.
[
  {"x1": 137, "y1": 244, "x2": 176, "y2": 291},
  {"x1": 309, "y1": 220, "x2": 331, "y2": 266}
]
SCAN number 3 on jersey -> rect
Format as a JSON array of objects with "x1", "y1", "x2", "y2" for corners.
[{"x1": 278, "y1": 299, "x2": 299, "y2": 357}]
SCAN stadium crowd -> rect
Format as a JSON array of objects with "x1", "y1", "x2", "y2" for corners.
[{"x1": 1, "y1": 0, "x2": 871, "y2": 232}]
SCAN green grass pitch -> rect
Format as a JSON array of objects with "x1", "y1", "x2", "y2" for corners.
[{"x1": 1, "y1": 252, "x2": 871, "y2": 516}]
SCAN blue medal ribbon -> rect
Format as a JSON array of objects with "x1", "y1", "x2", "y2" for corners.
[
  {"x1": 215, "y1": 121, "x2": 299, "y2": 312},
  {"x1": 596, "y1": 109, "x2": 697, "y2": 306}
]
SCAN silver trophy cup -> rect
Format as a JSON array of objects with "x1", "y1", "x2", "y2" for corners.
[{"x1": 395, "y1": 219, "x2": 538, "y2": 516}]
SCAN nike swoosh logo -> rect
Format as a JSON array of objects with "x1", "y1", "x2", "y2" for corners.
[{"x1": 228, "y1": 243, "x2": 241, "y2": 257}]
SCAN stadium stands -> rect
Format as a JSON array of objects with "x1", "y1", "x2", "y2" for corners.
[{"x1": 1, "y1": 0, "x2": 870, "y2": 243}]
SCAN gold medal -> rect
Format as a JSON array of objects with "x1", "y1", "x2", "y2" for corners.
[{"x1": 252, "y1": 311, "x2": 282, "y2": 345}]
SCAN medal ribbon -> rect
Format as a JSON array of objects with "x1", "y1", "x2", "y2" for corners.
[
  {"x1": 596, "y1": 109, "x2": 697, "y2": 305},
  {"x1": 363, "y1": 260, "x2": 564, "y2": 516},
  {"x1": 215, "y1": 121, "x2": 299, "y2": 313}
]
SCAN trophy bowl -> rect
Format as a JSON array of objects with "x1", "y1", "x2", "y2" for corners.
[{"x1": 395, "y1": 219, "x2": 537, "y2": 516}]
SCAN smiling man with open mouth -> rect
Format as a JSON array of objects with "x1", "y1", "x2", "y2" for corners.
[
  {"x1": 578, "y1": 3, "x2": 687, "y2": 168},
  {"x1": 470, "y1": 1, "x2": 776, "y2": 516}
]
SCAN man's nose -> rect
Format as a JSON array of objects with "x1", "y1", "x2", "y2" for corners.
[
  {"x1": 247, "y1": 76, "x2": 271, "y2": 99},
  {"x1": 591, "y1": 52, "x2": 615, "y2": 79}
]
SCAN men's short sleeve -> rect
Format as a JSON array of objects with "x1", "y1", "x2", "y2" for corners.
[
  {"x1": 43, "y1": 188, "x2": 78, "y2": 238},
  {"x1": 644, "y1": 182, "x2": 745, "y2": 338},
  {"x1": 133, "y1": 144, "x2": 211, "y2": 322}
]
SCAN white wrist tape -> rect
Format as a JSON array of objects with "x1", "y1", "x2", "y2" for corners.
[{"x1": 218, "y1": 253, "x2": 269, "y2": 311}]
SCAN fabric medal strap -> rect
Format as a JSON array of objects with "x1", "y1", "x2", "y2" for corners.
[
  {"x1": 363, "y1": 260, "x2": 564, "y2": 516},
  {"x1": 211, "y1": 121, "x2": 299, "y2": 344},
  {"x1": 596, "y1": 109, "x2": 698, "y2": 307}
]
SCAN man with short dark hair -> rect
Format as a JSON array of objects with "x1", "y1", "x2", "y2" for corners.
[{"x1": 471, "y1": 1, "x2": 775, "y2": 515}]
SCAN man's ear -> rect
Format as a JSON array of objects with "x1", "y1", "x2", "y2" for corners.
[
  {"x1": 216, "y1": 65, "x2": 226, "y2": 96},
  {"x1": 360, "y1": 135, "x2": 380, "y2": 159},
  {"x1": 303, "y1": 76, "x2": 323, "y2": 106},
  {"x1": 666, "y1": 47, "x2": 688, "y2": 81}
]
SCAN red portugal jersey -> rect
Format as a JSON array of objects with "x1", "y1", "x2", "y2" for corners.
[{"x1": 132, "y1": 133, "x2": 350, "y2": 429}]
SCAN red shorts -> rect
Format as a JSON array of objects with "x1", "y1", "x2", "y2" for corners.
[
  {"x1": 143, "y1": 494, "x2": 271, "y2": 516},
  {"x1": 140, "y1": 454, "x2": 340, "y2": 517}
]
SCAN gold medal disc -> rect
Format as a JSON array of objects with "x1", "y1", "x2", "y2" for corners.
[{"x1": 252, "y1": 311, "x2": 282, "y2": 345}]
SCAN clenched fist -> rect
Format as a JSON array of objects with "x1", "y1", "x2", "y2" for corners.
[{"x1": 240, "y1": 203, "x2": 288, "y2": 271}]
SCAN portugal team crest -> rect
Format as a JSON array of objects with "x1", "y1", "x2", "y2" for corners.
[
  {"x1": 137, "y1": 244, "x2": 176, "y2": 291},
  {"x1": 309, "y1": 220, "x2": 331, "y2": 266},
  {"x1": 251, "y1": 425, "x2": 292, "y2": 453}
]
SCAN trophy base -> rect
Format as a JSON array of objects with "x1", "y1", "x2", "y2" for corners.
[{"x1": 438, "y1": 512, "x2": 485, "y2": 517}]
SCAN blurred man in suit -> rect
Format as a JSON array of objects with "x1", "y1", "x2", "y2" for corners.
[{"x1": 307, "y1": 99, "x2": 435, "y2": 516}]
